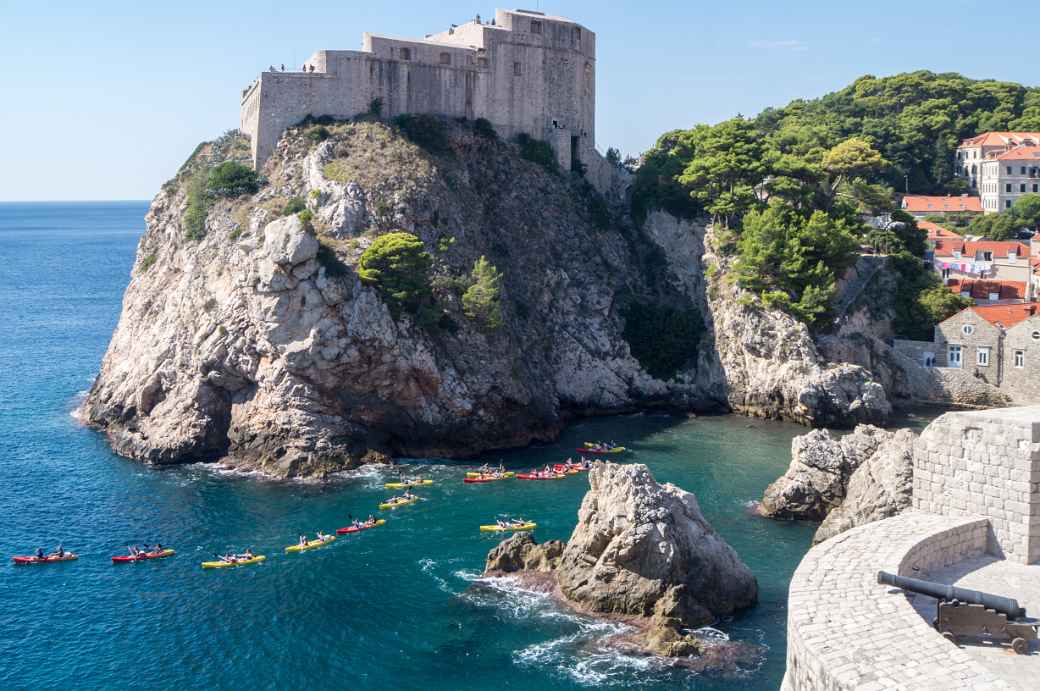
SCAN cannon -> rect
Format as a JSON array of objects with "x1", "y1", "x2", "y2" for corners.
[{"x1": 878, "y1": 571, "x2": 1038, "y2": 654}]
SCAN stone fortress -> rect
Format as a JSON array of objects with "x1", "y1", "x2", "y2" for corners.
[
  {"x1": 240, "y1": 8, "x2": 598, "y2": 175},
  {"x1": 785, "y1": 407, "x2": 1040, "y2": 690}
]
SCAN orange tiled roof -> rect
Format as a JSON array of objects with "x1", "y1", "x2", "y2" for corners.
[
  {"x1": 995, "y1": 146, "x2": 1040, "y2": 161},
  {"x1": 959, "y1": 132, "x2": 1040, "y2": 148},
  {"x1": 969, "y1": 304, "x2": 1037, "y2": 328},
  {"x1": 933, "y1": 239, "x2": 1028, "y2": 258},
  {"x1": 918, "y1": 220, "x2": 961, "y2": 239},
  {"x1": 946, "y1": 278, "x2": 1027, "y2": 300},
  {"x1": 901, "y1": 195, "x2": 983, "y2": 213}
]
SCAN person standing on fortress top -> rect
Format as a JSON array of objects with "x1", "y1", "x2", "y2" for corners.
[{"x1": 280, "y1": 64, "x2": 285, "y2": 71}]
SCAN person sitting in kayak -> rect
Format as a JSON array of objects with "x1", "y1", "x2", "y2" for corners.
[
  {"x1": 54, "y1": 544, "x2": 65, "y2": 558},
  {"x1": 496, "y1": 519, "x2": 508, "y2": 528},
  {"x1": 366, "y1": 515, "x2": 376, "y2": 525},
  {"x1": 317, "y1": 531, "x2": 329, "y2": 542},
  {"x1": 35, "y1": 547, "x2": 45, "y2": 560},
  {"x1": 298, "y1": 535, "x2": 307, "y2": 547},
  {"x1": 154, "y1": 542, "x2": 164, "y2": 553},
  {"x1": 241, "y1": 549, "x2": 254, "y2": 560}
]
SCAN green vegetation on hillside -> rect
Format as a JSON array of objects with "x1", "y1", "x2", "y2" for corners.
[
  {"x1": 967, "y1": 193, "x2": 1040, "y2": 240},
  {"x1": 206, "y1": 161, "x2": 261, "y2": 198},
  {"x1": 358, "y1": 232, "x2": 433, "y2": 316},
  {"x1": 632, "y1": 70, "x2": 1026, "y2": 331},
  {"x1": 462, "y1": 256, "x2": 503, "y2": 330}
]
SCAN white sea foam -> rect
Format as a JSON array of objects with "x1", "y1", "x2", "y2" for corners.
[{"x1": 419, "y1": 558, "x2": 454, "y2": 594}]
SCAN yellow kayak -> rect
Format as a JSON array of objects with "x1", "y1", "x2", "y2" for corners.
[
  {"x1": 201, "y1": 555, "x2": 266, "y2": 569},
  {"x1": 384, "y1": 479, "x2": 434, "y2": 489},
  {"x1": 285, "y1": 536, "x2": 336, "y2": 553},
  {"x1": 379, "y1": 496, "x2": 420, "y2": 510},
  {"x1": 465, "y1": 471, "x2": 514, "y2": 478},
  {"x1": 479, "y1": 522, "x2": 537, "y2": 532}
]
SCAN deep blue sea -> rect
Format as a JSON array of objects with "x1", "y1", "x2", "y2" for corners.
[{"x1": 0, "y1": 201, "x2": 930, "y2": 690}]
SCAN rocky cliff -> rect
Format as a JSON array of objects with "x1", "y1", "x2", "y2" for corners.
[
  {"x1": 758, "y1": 424, "x2": 915, "y2": 543},
  {"x1": 484, "y1": 462, "x2": 758, "y2": 658},
  {"x1": 83, "y1": 120, "x2": 889, "y2": 476}
]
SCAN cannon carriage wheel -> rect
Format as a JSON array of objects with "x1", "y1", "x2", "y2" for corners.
[{"x1": 1012, "y1": 637, "x2": 1028, "y2": 655}]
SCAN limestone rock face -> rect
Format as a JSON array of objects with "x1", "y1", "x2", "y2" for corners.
[
  {"x1": 484, "y1": 532, "x2": 564, "y2": 574},
  {"x1": 702, "y1": 234, "x2": 890, "y2": 428},
  {"x1": 83, "y1": 122, "x2": 890, "y2": 478},
  {"x1": 813, "y1": 428, "x2": 915, "y2": 543},
  {"x1": 82, "y1": 125, "x2": 727, "y2": 477},
  {"x1": 556, "y1": 463, "x2": 758, "y2": 626},
  {"x1": 759, "y1": 424, "x2": 916, "y2": 541}
]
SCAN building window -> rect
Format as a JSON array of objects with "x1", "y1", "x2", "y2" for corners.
[
  {"x1": 477, "y1": 56, "x2": 489, "y2": 67},
  {"x1": 400, "y1": 47, "x2": 412, "y2": 61},
  {"x1": 530, "y1": 20, "x2": 542, "y2": 34},
  {"x1": 1007, "y1": 166, "x2": 1013, "y2": 175},
  {"x1": 439, "y1": 52, "x2": 451, "y2": 65},
  {"x1": 923, "y1": 352, "x2": 935, "y2": 368},
  {"x1": 1015, "y1": 350, "x2": 1025, "y2": 368},
  {"x1": 1022, "y1": 166, "x2": 1028, "y2": 175},
  {"x1": 948, "y1": 344, "x2": 962, "y2": 367},
  {"x1": 1007, "y1": 200, "x2": 1013, "y2": 209},
  {"x1": 1006, "y1": 183, "x2": 1013, "y2": 193},
  {"x1": 1021, "y1": 183, "x2": 1027, "y2": 193},
  {"x1": 573, "y1": 27, "x2": 581, "y2": 44},
  {"x1": 1034, "y1": 184, "x2": 1038, "y2": 193},
  {"x1": 513, "y1": 61, "x2": 522, "y2": 76},
  {"x1": 977, "y1": 347, "x2": 990, "y2": 367},
  {"x1": 962, "y1": 324, "x2": 975, "y2": 336},
  {"x1": 1032, "y1": 330, "x2": 1040, "y2": 341}
]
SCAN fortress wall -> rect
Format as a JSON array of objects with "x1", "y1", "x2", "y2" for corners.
[
  {"x1": 914, "y1": 407, "x2": 1040, "y2": 564},
  {"x1": 242, "y1": 11, "x2": 599, "y2": 184},
  {"x1": 783, "y1": 513, "x2": 994, "y2": 690}
]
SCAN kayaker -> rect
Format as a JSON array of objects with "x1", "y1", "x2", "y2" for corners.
[
  {"x1": 55, "y1": 544, "x2": 65, "y2": 558},
  {"x1": 155, "y1": 542, "x2": 164, "y2": 552},
  {"x1": 317, "y1": 531, "x2": 329, "y2": 542},
  {"x1": 366, "y1": 514, "x2": 376, "y2": 525},
  {"x1": 496, "y1": 519, "x2": 507, "y2": 528},
  {"x1": 298, "y1": 535, "x2": 307, "y2": 547},
  {"x1": 35, "y1": 547, "x2": 44, "y2": 560},
  {"x1": 242, "y1": 549, "x2": 254, "y2": 559},
  {"x1": 352, "y1": 518, "x2": 361, "y2": 529}
]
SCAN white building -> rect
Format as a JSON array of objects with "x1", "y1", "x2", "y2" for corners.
[
  {"x1": 979, "y1": 146, "x2": 1040, "y2": 212},
  {"x1": 956, "y1": 131, "x2": 1040, "y2": 191}
]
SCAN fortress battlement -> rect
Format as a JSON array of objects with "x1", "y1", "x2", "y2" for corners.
[{"x1": 240, "y1": 9, "x2": 597, "y2": 173}]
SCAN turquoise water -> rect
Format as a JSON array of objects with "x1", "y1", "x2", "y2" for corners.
[{"x1": 0, "y1": 202, "x2": 817, "y2": 690}]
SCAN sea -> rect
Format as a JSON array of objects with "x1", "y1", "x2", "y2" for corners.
[{"x1": 0, "y1": 201, "x2": 939, "y2": 690}]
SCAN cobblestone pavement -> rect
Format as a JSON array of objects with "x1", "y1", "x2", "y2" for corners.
[{"x1": 911, "y1": 555, "x2": 1040, "y2": 690}]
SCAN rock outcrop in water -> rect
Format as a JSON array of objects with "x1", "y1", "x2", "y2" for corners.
[
  {"x1": 758, "y1": 424, "x2": 915, "y2": 543},
  {"x1": 484, "y1": 462, "x2": 758, "y2": 658},
  {"x1": 83, "y1": 121, "x2": 889, "y2": 477}
]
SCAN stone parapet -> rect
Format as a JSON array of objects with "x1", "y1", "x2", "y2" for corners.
[
  {"x1": 914, "y1": 406, "x2": 1040, "y2": 564},
  {"x1": 783, "y1": 511, "x2": 1001, "y2": 690}
]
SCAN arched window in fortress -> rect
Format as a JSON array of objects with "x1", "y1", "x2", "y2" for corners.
[{"x1": 584, "y1": 62, "x2": 591, "y2": 96}]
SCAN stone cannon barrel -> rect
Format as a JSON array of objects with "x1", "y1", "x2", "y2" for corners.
[{"x1": 877, "y1": 571, "x2": 1025, "y2": 619}]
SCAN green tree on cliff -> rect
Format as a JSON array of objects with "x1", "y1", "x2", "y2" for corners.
[
  {"x1": 734, "y1": 203, "x2": 859, "y2": 325},
  {"x1": 358, "y1": 232, "x2": 433, "y2": 316},
  {"x1": 462, "y1": 256, "x2": 503, "y2": 330}
]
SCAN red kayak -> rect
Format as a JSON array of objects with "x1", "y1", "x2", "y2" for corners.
[
  {"x1": 13, "y1": 553, "x2": 78, "y2": 565},
  {"x1": 516, "y1": 473, "x2": 564, "y2": 480},
  {"x1": 111, "y1": 549, "x2": 175, "y2": 563},
  {"x1": 463, "y1": 476, "x2": 509, "y2": 483},
  {"x1": 336, "y1": 519, "x2": 386, "y2": 535}
]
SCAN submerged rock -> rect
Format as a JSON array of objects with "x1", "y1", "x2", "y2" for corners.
[
  {"x1": 483, "y1": 462, "x2": 757, "y2": 660},
  {"x1": 758, "y1": 424, "x2": 915, "y2": 541}
]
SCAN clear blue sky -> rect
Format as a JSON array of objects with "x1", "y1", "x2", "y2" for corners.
[{"x1": 1, "y1": 0, "x2": 1035, "y2": 201}]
